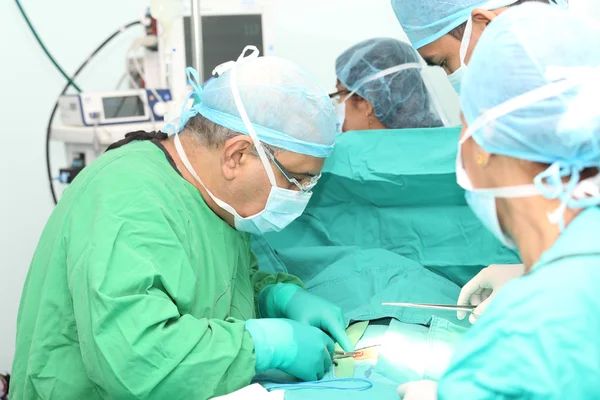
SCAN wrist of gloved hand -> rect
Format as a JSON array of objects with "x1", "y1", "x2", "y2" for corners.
[
  {"x1": 245, "y1": 318, "x2": 276, "y2": 372},
  {"x1": 245, "y1": 318, "x2": 334, "y2": 381},
  {"x1": 258, "y1": 283, "x2": 353, "y2": 352},
  {"x1": 258, "y1": 283, "x2": 302, "y2": 318}
]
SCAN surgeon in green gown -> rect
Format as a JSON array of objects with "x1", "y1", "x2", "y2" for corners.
[{"x1": 10, "y1": 48, "x2": 352, "y2": 400}]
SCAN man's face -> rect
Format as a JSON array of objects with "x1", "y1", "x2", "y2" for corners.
[
  {"x1": 417, "y1": 8, "x2": 504, "y2": 75},
  {"x1": 221, "y1": 136, "x2": 325, "y2": 218},
  {"x1": 418, "y1": 34, "x2": 462, "y2": 75}
]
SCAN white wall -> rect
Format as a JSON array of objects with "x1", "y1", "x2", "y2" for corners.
[{"x1": 0, "y1": 0, "x2": 148, "y2": 372}]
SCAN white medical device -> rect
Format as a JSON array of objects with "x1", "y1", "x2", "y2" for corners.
[
  {"x1": 58, "y1": 89, "x2": 171, "y2": 126},
  {"x1": 51, "y1": 0, "x2": 276, "y2": 193},
  {"x1": 182, "y1": 0, "x2": 275, "y2": 82},
  {"x1": 144, "y1": 0, "x2": 276, "y2": 100}
]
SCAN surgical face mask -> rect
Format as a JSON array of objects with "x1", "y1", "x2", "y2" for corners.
[
  {"x1": 174, "y1": 46, "x2": 313, "y2": 235},
  {"x1": 448, "y1": 17, "x2": 473, "y2": 95},
  {"x1": 456, "y1": 69, "x2": 596, "y2": 245},
  {"x1": 448, "y1": 66, "x2": 467, "y2": 95},
  {"x1": 455, "y1": 143, "x2": 534, "y2": 249},
  {"x1": 333, "y1": 97, "x2": 348, "y2": 132}
]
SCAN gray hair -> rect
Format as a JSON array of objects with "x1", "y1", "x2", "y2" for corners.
[{"x1": 183, "y1": 113, "x2": 280, "y2": 155}]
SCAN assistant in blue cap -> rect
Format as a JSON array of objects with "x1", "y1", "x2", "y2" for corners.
[
  {"x1": 332, "y1": 38, "x2": 443, "y2": 131},
  {"x1": 390, "y1": 0, "x2": 567, "y2": 94},
  {"x1": 399, "y1": 3, "x2": 600, "y2": 399}
]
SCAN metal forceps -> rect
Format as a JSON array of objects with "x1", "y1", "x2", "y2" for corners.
[
  {"x1": 332, "y1": 345, "x2": 379, "y2": 365},
  {"x1": 332, "y1": 349, "x2": 363, "y2": 367},
  {"x1": 381, "y1": 302, "x2": 478, "y2": 312},
  {"x1": 333, "y1": 350, "x2": 362, "y2": 360},
  {"x1": 332, "y1": 344, "x2": 379, "y2": 361}
]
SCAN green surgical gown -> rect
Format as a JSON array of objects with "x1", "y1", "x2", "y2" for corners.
[
  {"x1": 438, "y1": 207, "x2": 600, "y2": 399},
  {"x1": 10, "y1": 140, "x2": 302, "y2": 400}
]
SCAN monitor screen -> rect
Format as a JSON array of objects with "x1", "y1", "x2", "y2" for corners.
[
  {"x1": 184, "y1": 14, "x2": 264, "y2": 82},
  {"x1": 102, "y1": 96, "x2": 145, "y2": 119}
]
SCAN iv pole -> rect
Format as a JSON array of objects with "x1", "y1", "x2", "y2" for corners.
[{"x1": 190, "y1": 0, "x2": 204, "y2": 81}]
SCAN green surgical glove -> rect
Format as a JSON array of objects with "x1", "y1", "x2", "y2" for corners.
[
  {"x1": 245, "y1": 318, "x2": 334, "y2": 381},
  {"x1": 258, "y1": 284, "x2": 354, "y2": 352}
]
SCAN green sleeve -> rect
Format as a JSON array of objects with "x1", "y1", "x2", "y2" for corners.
[
  {"x1": 249, "y1": 251, "x2": 304, "y2": 314},
  {"x1": 66, "y1": 165, "x2": 256, "y2": 399}
]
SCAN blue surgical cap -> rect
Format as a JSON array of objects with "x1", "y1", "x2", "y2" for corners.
[
  {"x1": 178, "y1": 51, "x2": 336, "y2": 158},
  {"x1": 335, "y1": 38, "x2": 443, "y2": 129},
  {"x1": 391, "y1": 0, "x2": 567, "y2": 49},
  {"x1": 462, "y1": 3, "x2": 600, "y2": 206}
]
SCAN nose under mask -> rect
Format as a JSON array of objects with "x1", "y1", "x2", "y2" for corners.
[
  {"x1": 448, "y1": 16, "x2": 473, "y2": 95},
  {"x1": 448, "y1": 66, "x2": 467, "y2": 95},
  {"x1": 334, "y1": 101, "x2": 346, "y2": 132}
]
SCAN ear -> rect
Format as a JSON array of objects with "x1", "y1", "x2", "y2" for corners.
[
  {"x1": 464, "y1": 8, "x2": 499, "y2": 64},
  {"x1": 478, "y1": 148, "x2": 492, "y2": 167},
  {"x1": 354, "y1": 97, "x2": 375, "y2": 116},
  {"x1": 221, "y1": 136, "x2": 254, "y2": 181},
  {"x1": 471, "y1": 8, "x2": 499, "y2": 27}
]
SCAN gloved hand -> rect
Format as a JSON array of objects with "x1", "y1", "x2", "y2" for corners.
[
  {"x1": 457, "y1": 264, "x2": 526, "y2": 324},
  {"x1": 259, "y1": 284, "x2": 354, "y2": 352},
  {"x1": 397, "y1": 380, "x2": 438, "y2": 399},
  {"x1": 245, "y1": 318, "x2": 334, "y2": 381}
]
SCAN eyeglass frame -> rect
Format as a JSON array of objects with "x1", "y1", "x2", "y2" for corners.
[{"x1": 262, "y1": 148, "x2": 321, "y2": 193}]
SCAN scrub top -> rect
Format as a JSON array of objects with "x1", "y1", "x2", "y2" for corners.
[
  {"x1": 438, "y1": 207, "x2": 600, "y2": 399},
  {"x1": 10, "y1": 137, "x2": 302, "y2": 400}
]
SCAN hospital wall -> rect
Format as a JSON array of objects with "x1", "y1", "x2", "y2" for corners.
[
  {"x1": 1, "y1": 0, "x2": 597, "y2": 374},
  {"x1": 1, "y1": 0, "x2": 152, "y2": 373}
]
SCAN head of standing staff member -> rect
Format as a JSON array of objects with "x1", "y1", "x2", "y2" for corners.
[
  {"x1": 399, "y1": 4, "x2": 600, "y2": 399},
  {"x1": 391, "y1": 0, "x2": 568, "y2": 94},
  {"x1": 9, "y1": 47, "x2": 353, "y2": 400},
  {"x1": 332, "y1": 38, "x2": 443, "y2": 132},
  {"x1": 391, "y1": 0, "x2": 568, "y2": 320}
]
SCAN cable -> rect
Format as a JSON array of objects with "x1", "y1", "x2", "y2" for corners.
[
  {"x1": 16, "y1": 0, "x2": 143, "y2": 203},
  {"x1": 42, "y1": 21, "x2": 142, "y2": 204},
  {"x1": 14, "y1": 0, "x2": 82, "y2": 92}
]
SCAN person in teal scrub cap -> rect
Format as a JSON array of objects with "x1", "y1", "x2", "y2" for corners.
[
  {"x1": 390, "y1": 0, "x2": 567, "y2": 94},
  {"x1": 10, "y1": 47, "x2": 353, "y2": 400},
  {"x1": 399, "y1": 3, "x2": 600, "y2": 399},
  {"x1": 331, "y1": 38, "x2": 444, "y2": 132}
]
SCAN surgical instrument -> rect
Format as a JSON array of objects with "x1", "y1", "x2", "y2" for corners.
[
  {"x1": 253, "y1": 377, "x2": 374, "y2": 391},
  {"x1": 333, "y1": 345, "x2": 379, "y2": 360},
  {"x1": 381, "y1": 302, "x2": 478, "y2": 312}
]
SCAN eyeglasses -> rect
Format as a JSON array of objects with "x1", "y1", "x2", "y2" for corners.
[
  {"x1": 329, "y1": 89, "x2": 352, "y2": 103},
  {"x1": 264, "y1": 149, "x2": 321, "y2": 193}
]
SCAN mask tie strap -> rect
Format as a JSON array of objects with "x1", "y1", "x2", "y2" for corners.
[
  {"x1": 228, "y1": 47, "x2": 279, "y2": 187},
  {"x1": 536, "y1": 161, "x2": 585, "y2": 230},
  {"x1": 186, "y1": 67, "x2": 203, "y2": 96},
  {"x1": 164, "y1": 68, "x2": 204, "y2": 135},
  {"x1": 459, "y1": 17, "x2": 473, "y2": 66}
]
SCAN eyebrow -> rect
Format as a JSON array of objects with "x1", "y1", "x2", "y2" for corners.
[{"x1": 287, "y1": 170, "x2": 317, "y2": 179}]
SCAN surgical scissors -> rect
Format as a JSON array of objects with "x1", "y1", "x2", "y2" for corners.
[{"x1": 381, "y1": 302, "x2": 477, "y2": 312}]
